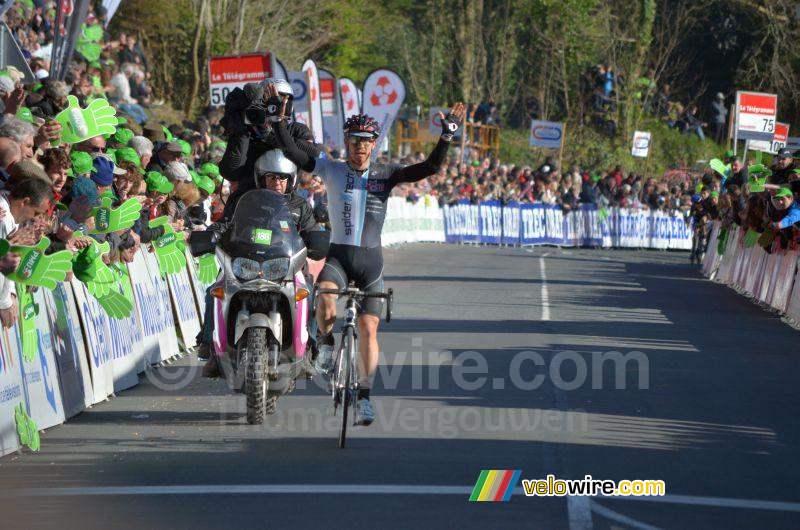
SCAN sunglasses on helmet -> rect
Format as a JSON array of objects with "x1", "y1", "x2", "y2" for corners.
[{"x1": 259, "y1": 172, "x2": 290, "y2": 181}]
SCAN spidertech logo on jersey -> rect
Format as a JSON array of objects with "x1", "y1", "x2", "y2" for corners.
[{"x1": 342, "y1": 171, "x2": 357, "y2": 236}]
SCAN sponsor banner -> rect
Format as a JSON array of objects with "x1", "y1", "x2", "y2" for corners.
[
  {"x1": 208, "y1": 53, "x2": 272, "y2": 107},
  {"x1": 22, "y1": 289, "x2": 65, "y2": 430},
  {"x1": 141, "y1": 252, "x2": 181, "y2": 363},
  {"x1": 185, "y1": 251, "x2": 214, "y2": 319},
  {"x1": 289, "y1": 70, "x2": 311, "y2": 129},
  {"x1": 0, "y1": 321, "x2": 23, "y2": 456},
  {"x1": 339, "y1": 77, "x2": 360, "y2": 120},
  {"x1": 445, "y1": 203, "x2": 692, "y2": 249},
  {"x1": 167, "y1": 267, "x2": 202, "y2": 350},
  {"x1": 302, "y1": 60, "x2": 324, "y2": 144},
  {"x1": 735, "y1": 91, "x2": 778, "y2": 142},
  {"x1": 382, "y1": 196, "x2": 446, "y2": 246},
  {"x1": 786, "y1": 137, "x2": 800, "y2": 152},
  {"x1": 479, "y1": 201, "x2": 503, "y2": 245},
  {"x1": 749, "y1": 122, "x2": 789, "y2": 154},
  {"x1": 319, "y1": 69, "x2": 345, "y2": 152},
  {"x1": 273, "y1": 58, "x2": 289, "y2": 83},
  {"x1": 631, "y1": 131, "x2": 651, "y2": 158},
  {"x1": 501, "y1": 202, "x2": 521, "y2": 245},
  {"x1": 443, "y1": 200, "x2": 480, "y2": 244},
  {"x1": 69, "y1": 279, "x2": 114, "y2": 403},
  {"x1": 362, "y1": 69, "x2": 406, "y2": 160},
  {"x1": 43, "y1": 285, "x2": 92, "y2": 419},
  {"x1": 529, "y1": 120, "x2": 564, "y2": 149}
]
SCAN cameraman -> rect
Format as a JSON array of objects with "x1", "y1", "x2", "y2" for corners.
[{"x1": 219, "y1": 79, "x2": 321, "y2": 216}]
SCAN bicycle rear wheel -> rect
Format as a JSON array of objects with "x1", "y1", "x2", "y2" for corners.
[{"x1": 338, "y1": 327, "x2": 355, "y2": 449}]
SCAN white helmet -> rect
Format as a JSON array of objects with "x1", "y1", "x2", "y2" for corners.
[
  {"x1": 261, "y1": 78, "x2": 294, "y2": 98},
  {"x1": 254, "y1": 149, "x2": 297, "y2": 192}
]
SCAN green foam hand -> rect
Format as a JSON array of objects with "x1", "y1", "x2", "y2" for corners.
[
  {"x1": 149, "y1": 216, "x2": 187, "y2": 277},
  {"x1": 89, "y1": 197, "x2": 141, "y2": 234},
  {"x1": 55, "y1": 95, "x2": 117, "y2": 144},
  {"x1": 16, "y1": 286, "x2": 37, "y2": 363},
  {"x1": 743, "y1": 228, "x2": 760, "y2": 248},
  {"x1": 95, "y1": 265, "x2": 134, "y2": 320},
  {"x1": 597, "y1": 207, "x2": 609, "y2": 222},
  {"x1": 73, "y1": 238, "x2": 116, "y2": 299},
  {"x1": 708, "y1": 158, "x2": 730, "y2": 178},
  {"x1": 196, "y1": 253, "x2": 219, "y2": 284},
  {"x1": 717, "y1": 228, "x2": 728, "y2": 255},
  {"x1": 4, "y1": 238, "x2": 73, "y2": 290},
  {"x1": 14, "y1": 403, "x2": 40, "y2": 452},
  {"x1": 81, "y1": 23, "x2": 104, "y2": 42},
  {"x1": 76, "y1": 41, "x2": 102, "y2": 62},
  {"x1": 757, "y1": 228, "x2": 776, "y2": 249}
]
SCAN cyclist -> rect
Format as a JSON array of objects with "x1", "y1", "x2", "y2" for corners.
[
  {"x1": 268, "y1": 84, "x2": 465, "y2": 425},
  {"x1": 200, "y1": 148, "x2": 318, "y2": 377}
]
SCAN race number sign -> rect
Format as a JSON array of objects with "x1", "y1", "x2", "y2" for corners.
[
  {"x1": 749, "y1": 122, "x2": 789, "y2": 154},
  {"x1": 735, "y1": 91, "x2": 777, "y2": 142},
  {"x1": 208, "y1": 53, "x2": 273, "y2": 107},
  {"x1": 631, "y1": 131, "x2": 651, "y2": 158},
  {"x1": 529, "y1": 120, "x2": 564, "y2": 149}
]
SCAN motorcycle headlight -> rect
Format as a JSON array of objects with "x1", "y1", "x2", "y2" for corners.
[
  {"x1": 262, "y1": 258, "x2": 289, "y2": 281},
  {"x1": 232, "y1": 258, "x2": 261, "y2": 281}
]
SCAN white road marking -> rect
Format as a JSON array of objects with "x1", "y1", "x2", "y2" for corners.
[
  {"x1": 590, "y1": 501, "x2": 661, "y2": 530},
  {"x1": 540, "y1": 253, "x2": 550, "y2": 321},
  {"x1": 5, "y1": 484, "x2": 800, "y2": 515},
  {"x1": 567, "y1": 495, "x2": 594, "y2": 530}
]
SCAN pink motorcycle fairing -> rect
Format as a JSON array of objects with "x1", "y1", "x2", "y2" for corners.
[{"x1": 293, "y1": 270, "x2": 309, "y2": 358}]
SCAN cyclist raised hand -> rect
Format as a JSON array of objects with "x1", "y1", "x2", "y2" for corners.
[{"x1": 270, "y1": 92, "x2": 466, "y2": 425}]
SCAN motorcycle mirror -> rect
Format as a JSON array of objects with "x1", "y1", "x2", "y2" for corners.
[
  {"x1": 188, "y1": 230, "x2": 218, "y2": 257},
  {"x1": 305, "y1": 230, "x2": 330, "y2": 261}
]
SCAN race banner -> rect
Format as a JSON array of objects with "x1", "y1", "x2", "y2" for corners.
[
  {"x1": 51, "y1": 0, "x2": 91, "y2": 80},
  {"x1": 362, "y1": 69, "x2": 406, "y2": 160},
  {"x1": 631, "y1": 131, "x2": 651, "y2": 158},
  {"x1": 339, "y1": 77, "x2": 360, "y2": 121},
  {"x1": 208, "y1": 52, "x2": 273, "y2": 107},
  {"x1": 302, "y1": 59, "x2": 324, "y2": 144},
  {"x1": 289, "y1": 70, "x2": 311, "y2": 129},
  {"x1": 319, "y1": 69, "x2": 345, "y2": 152},
  {"x1": 786, "y1": 137, "x2": 800, "y2": 152},
  {"x1": 139, "y1": 252, "x2": 180, "y2": 364},
  {"x1": 274, "y1": 58, "x2": 289, "y2": 83},
  {"x1": 735, "y1": 91, "x2": 777, "y2": 142},
  {"x1": 1, "y1": 23, "x2": 35, "y2": 84},
  {"x1": 101, "y1": 0, "x2": 123, "y2": 25},
  {"x1": 0, "y1": 322, "x2": 23, "y2": 456},
  {"x1": 749, "y1": 122, "x2": 789, "y2": 154},
  {"x1": 69, "y1": 279, "x2": 114, "y2": 403},
  {"x1": 529, "y1": 120, "x2": 564, "y2": 149}
]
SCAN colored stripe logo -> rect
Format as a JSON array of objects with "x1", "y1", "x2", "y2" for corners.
[{"x1": 469, "y1": 470, "x2": 522, "y2": 501}]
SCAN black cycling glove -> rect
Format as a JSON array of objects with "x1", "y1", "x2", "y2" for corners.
[{"x1": 440, "y1": 112, "x2": 462, "y2": 141}]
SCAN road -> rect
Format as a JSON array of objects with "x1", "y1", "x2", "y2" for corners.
[{"x1": 1, "y1": 243, "x2": 799, "y2": 529}]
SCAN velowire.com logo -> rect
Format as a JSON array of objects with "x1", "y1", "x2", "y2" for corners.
[{"x1": 469, "y1": 470, "x2": 522, "y2": 502}]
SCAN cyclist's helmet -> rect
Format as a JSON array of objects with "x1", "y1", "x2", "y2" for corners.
[
  {"x1": 260, "y1": 78, "x2": 294, "y2": 116},
  {"x1": 343, "y1": 114, "x2": 381, "y2": 138},
  {"x1": 254, "y1": 149, "x2": 297, "y2": 192}
]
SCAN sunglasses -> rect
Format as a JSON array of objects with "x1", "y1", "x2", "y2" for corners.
[
  {"x1": 348, "y1": 136, "x2": 375, "y2": 145},
  {"x1": 89, "y1": 146, "x2": 107, "y2": 153},
  {"x1": 259, "y1": 172, "x2": 290, "y2": 181}
]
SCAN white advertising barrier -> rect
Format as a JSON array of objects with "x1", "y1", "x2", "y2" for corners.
[
  {"x1": 185, "y1": 251, "x2": 215, "y2": 319},
  {"x1": 70, "y1": 278, "x2": 113, "y2": 403},
  {"x1": 167, "y1": 267, "x2": 202, "y2": 350},
  {"x1": 382, "y1": 196, "x2": 446, "y2": 246},
  {"x1": 785, "y1": 261, "x2": 800, "y2": 325},
  {"x1": 770, "y1": 252, "x2": 798, "y2": 312},
  {"x1": 702, "y1": 223, "x2": 721, "y2": 278},
  {"x1": 0, "y1": 323, "x2": 23, "y2": 456},
  {"x1": 22, "y1": 289, "x2": 65, "y2": 430},
  {"x1": 43, "y1": 285, "x2": 94, "y2": 418}
]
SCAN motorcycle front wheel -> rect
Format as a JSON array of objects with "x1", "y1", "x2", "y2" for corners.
[{"x1": 245, "y1": 327, "x2": 269, "y2": 425}]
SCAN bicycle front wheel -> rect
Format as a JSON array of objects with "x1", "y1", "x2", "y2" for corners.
[{"x1": 338, "y1": 327, "x2": 356, "y2": 449}]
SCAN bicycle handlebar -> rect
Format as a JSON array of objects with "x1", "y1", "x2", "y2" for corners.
[{"x1": 316, "y1": 287, "x2": 391, "y2": 299}]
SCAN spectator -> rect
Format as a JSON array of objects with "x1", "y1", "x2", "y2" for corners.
[
  {"x1": 0, "y1": 117, "x2": 36, "y2": 159},
  {"x1": 109, "y1": 63, "x2": 148, "y2": 124},
  {"x1": 710, "y1": 93, "x2": 728, "y2": 144},
  {"x1": 681, "y1": 105, "x2": 706, "y2": 140},
  {"x1": 769, "y1": 148, "x2": 796, "y2": 185},
  {"x1": 129, "y1": 136, "x2": 154, "y2": 168}
]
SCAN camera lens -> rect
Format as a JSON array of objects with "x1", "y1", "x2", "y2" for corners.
[{"x1": 244, "y1": 105, "x2": 267, "y2": 125}]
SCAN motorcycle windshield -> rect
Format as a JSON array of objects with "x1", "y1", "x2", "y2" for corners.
[{"x1": 222, "y1": 190, "x2": 300, "y2": 260}]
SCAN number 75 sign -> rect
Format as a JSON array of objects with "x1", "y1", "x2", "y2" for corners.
[{"x1": 735, "y1": 91, "x2": 778, "y2": 142}]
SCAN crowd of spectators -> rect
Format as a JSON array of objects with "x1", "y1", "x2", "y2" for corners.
[{"x1": 0, "y1": 2, "x2": 229, "y2": 328}]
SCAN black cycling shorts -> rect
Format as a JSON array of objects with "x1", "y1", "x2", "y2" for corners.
[{"x1": 318, "y1": 243, "x2": 385, "y2": 317}]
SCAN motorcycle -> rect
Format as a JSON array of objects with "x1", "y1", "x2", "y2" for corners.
[{"x1": 189, "y1": 189, "x2": 328, "y2": 424}]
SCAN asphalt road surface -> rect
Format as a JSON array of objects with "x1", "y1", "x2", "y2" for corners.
[{"x1": 2, "y1": 243, "x2": 799, "y2": 529}]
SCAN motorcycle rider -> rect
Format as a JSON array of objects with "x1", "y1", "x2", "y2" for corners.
[
  {"x1": 200, "y1": 148, "x2": 318, "y2": 378},
  {"x1": 267, "y1": 82, "x2": 466, "y2": 425},
  {"x1": 219, "y1": 78, "x2": 321, "y2": 218}
]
